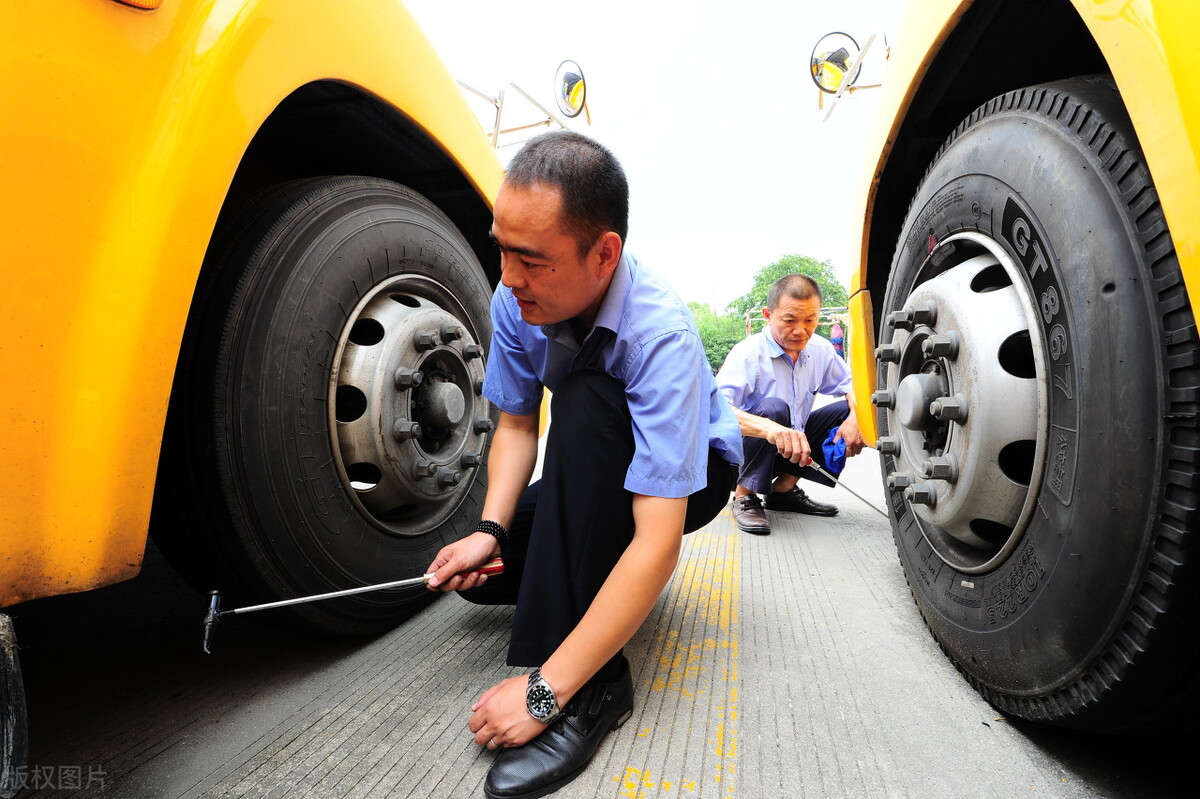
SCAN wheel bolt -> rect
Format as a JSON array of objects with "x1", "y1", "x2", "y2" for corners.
[
  {"x1": 440, "y1": 323, "x2": 464, "y2": 342},
  {"x1": 394, "y1": 367, "x2": 424, "y2": 389},
  {"x1": 461, "y1": 452, "x2": 484, "y2": 468},
  {"x1": 922, "y1": 332, "x2": 959, "y2": 359},
  {"x1": 871, "y1": 389, "x2": 895, "y2": 408},
  {"x1": 911, "y1": 301, "x2": 938, "y2": 326},
  {"x1": 930, "y1": 394, "x2": 968, "y2": 422},
  {"x1": 474, "y1": 418, "x2": 495, "y2": 434},
  {"x1": 412, "y1": 458, "x2": 437, "y2": 478},
  {"x1": 436, "y1": 468, "x2": 462, "y2": 487},
  {"x1": 877, "y1": 436, "x2": 901, "y2": 455},
  {"x1": 473, "y1": 378, "x2": 485, "y2": 395},
  {"x1": 888, "y1": 310, "x2": 914, "y2": 331},
  {"x1": 921, "y1": 455, "x2": 959, "y2": 482},
  {"x1": 876, "y1": 344, "x2": 901, "y2": 363},
  {"x1": 905, "y1": 482, "x2": 937, "y2": 506},
  {"x1": 887, "y1": 472, "x2": 912, "y2": 490},
  {"x1": 392, "y1": 420, "x2": 423, "y2": 441},
  {"x1": 463, "y1": 344, "x2": 484, "y2": 361},
  {"x1": 414, "y1": 329, "x2": 439, "y2": 351}
]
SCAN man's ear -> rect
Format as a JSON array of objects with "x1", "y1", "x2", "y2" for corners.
[
  {"x1": 761, "y1": 307, "x2": 772, "y2": 322},
  {"x1": 594, "y1": 231, "x2": 623, "y2": 279}
]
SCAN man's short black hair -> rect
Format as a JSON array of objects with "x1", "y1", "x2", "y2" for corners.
[
  {"x1": 505, "y1": 130, "x2": 629, "y2": 257},
  {"x1": 766, "y1": 273, "x2": 822, "y2": 310}
]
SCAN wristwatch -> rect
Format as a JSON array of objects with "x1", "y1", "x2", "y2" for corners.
[{"x1": 526, "y1": 668, "x2": 562, "y2": 724}]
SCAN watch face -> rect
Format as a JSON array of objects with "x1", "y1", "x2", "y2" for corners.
[{"x1": 528, "y1": 684, "x2": 557, "y2": 719}]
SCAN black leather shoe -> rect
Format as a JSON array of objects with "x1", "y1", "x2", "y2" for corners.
[
  {"x1": 484, "y1": 663, "x2": 634, "y2": 799},
  {"x1": 765, "y1": 487, "x2": 838, "y2": 516},
  {"x1": 731, "y1": 494, "x2": 771, "y2": 535}
]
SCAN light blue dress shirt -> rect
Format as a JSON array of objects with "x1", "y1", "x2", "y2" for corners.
[
  {"x1": 716, "y1": 330, "x2": 852, "y2": 428},
  {"x1": 483, "y1": 252, "x2": 742, "y2": 498}
]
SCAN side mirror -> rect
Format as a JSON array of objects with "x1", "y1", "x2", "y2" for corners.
[
  {"x1": 810, "y1": 32, "x2": 862, "y2": 95},
  {"x1": 555, "y1": 60, "x2": 587, "y2": 119}
]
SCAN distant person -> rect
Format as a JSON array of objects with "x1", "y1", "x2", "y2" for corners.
[
  {"x1": 829, "y1": 316, "x2": 845, "y2": 359},
  {"x1": 424, "y1": 130, "x2": 742, "y2": 799},
  {"x1": 717, "y1": 274, "x2": 864, "y2": 535}
]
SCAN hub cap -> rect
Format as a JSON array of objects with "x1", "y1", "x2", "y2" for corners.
[
  {"x1": 329, "y1": 275, "x2": 491, "y2": 535},
  {"x1": 876, "y1": 233, "x2": 1049, "y2": 573}
]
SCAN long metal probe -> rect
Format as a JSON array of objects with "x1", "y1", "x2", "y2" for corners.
[
  {"x1": 806, "y1": 462, "x2": 890, "y2": 518},
  {"x1": 202, "y1": 558, "x2": 503, "y2": 653}
]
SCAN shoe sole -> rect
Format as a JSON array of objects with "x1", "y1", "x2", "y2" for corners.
[
  {"x1": 764, "y1": 506, "x2": 838, "y2": 517},
  {"x1": 483, "y1": 708, "x2": 634, "y2": 799}
]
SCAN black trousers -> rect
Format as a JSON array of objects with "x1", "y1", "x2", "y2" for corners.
[
  {"x1": 736, "y1": 397, "x2": 851, "y2": 492},
  {"x1": 462, "y1": 368, "x2": 736, "y2": 667}
]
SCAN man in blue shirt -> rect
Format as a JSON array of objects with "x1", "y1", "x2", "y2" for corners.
[
  {"x1": 424, "y1": 131, "x2": 741, "y2": 799},
  {"x1": 717, "y1": 274, "x2": 865, "y2": 535}
]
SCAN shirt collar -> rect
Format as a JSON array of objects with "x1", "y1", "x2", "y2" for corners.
[
  {"x1": 764, "y1": 330, "x2": 806, "y2": 367},
  {"x1": 539, "y1": 251, "x2": 633, "y2": 341}
]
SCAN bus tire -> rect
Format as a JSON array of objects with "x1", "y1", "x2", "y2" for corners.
[
  {"x1": 153, "y1": 177, "x2": 494, "y2": 636},
  {"x1": 877, "y1": 76, "x2": 1200, "y2": 732}
]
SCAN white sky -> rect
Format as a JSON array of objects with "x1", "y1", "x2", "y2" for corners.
[{"x1": 405, "y1": 0, "x2": 900, "y2": 310}]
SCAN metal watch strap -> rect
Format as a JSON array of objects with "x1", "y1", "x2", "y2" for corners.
[{"x1": 526, "y1": 667, "x2": 562, "y2": 724}]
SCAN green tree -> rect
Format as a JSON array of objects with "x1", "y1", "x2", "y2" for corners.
[
  {"x1": 726, "y1": 254, "x2": 849, "y2": 318},
  {"x1": 688, "y1": 301, "x2": 744, "y2": 373}
]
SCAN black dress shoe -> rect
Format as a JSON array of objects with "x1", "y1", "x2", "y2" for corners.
[
  {"x1": 731, "y1": 494, "x2": 771, "y2": 535},
  {"x1": 765, "y1": 487, "x2": 838, "y2": 516},
  {"x1": 484, "y1": 663, "x2": 634, "y2": 799}
]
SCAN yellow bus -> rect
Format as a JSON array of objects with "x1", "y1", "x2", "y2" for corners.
[
  {"x1": 1, "y1": 0, "x2": 503, "y2": 782},
  {"x1": 838, "y1": 0, "x2": 1200, "y2": 732}
]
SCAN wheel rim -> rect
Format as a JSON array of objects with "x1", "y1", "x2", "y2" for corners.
[
  {"x1": 877, "y1": 232, "x2": 1049, "y2": 573},
  {"x1": 328, "y1": 274, "x2": 490, "y2": 536}
]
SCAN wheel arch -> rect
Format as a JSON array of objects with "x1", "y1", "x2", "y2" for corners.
[{"x1": 863, "y1": 0, "x2": 1109, "y2": 333}]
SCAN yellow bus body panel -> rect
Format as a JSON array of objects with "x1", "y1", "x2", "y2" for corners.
[
  {"x1": 0, "y1": 0, "x2": 502, "y2": 606},
  {"x1": 848, "y1": 0, "x2": 1200, "y2": 444}
]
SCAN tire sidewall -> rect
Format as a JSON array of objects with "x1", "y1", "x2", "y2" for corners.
[
  {"x1": 884, "y1": 107, "x2": 1161, "y2": 696},
  {"x1": 222, "y1": 179, "x2": 493, "y2": 622}
]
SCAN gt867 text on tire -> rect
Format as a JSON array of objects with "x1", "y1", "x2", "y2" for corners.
[{"x1": 877, "y1": 77, "x2": 1200, "y2": 732}]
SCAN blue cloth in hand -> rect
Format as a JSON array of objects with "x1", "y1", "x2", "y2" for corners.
[{"x1": 822, "y1": 429, "x2": 847, "y2": 476}]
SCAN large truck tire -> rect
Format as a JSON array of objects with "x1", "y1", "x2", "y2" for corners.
[
  {"x1": 153, "y1": 177, "x2": 495, "y2": 636},
  {"x1": 876, "y1": 77, "x2": 1200, "y2": 732},
  {"x1": 1, "y1": 615, "x2": 27, "y2": 798}
]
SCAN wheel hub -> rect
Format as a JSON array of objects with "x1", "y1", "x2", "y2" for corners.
[
  {"x1": 876, "y1": 234, "x2": 1049, "y2": 573},
  {"x1": 329, "y1": 277, "x2": 491, "y2": 535}
]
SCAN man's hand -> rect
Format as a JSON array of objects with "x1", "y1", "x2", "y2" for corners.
[
  {"x1": 468, "y1": 675, "x2": 547, "y2": 749},
  {"x1": 767, "y1": 422, "x2": 811, "y2": 465},
  {"x1": 425, "y1": 532, "x2": 499, "y2": 592},
  {"x1": 834, "y1": 414, "x2": 866, "y2": 457}
]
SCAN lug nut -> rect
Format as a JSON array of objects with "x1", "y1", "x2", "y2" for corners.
[
  {"x1": 473, "y1": 418, "x2": 495, "y2": 434},
  {"x1": 436, "y1": 468, "x2": 462, "y2": 487},
  {"x1": 392, "y1": 420, "x2": 423, "y2": 441},
  {"x1": 871, "y1": 389, "x2": 895, "y2": 408},
  {"x1": 888, "y1": 310, "x2": 914, "y2": 331},
  {"x1": 930, "y1": 394, "x2": 968, "y2": 422},
  {"x1": 463, "y1": 344, "x2": 484, "y2": 361},
  {"x1": 412, "y1": 458, "x2": 437, "y2": 478},
  {"x1": 922, "y1": 332, "x2": 959, "y2": 359},
  {"x1": 877, "y1": 436, "x2": 901, "y2": 455},
  {"x1": 911, "y1": 301, "x2": 938, "y2": 326},
  {"x1": 887, "y1": 472, "x2": 913, "y2": 490},
  {"x1": 414, "y1": 329, "x2": 439, "y2": 351},
  {"x1": 876, "y1": 344, "x2": 901, "y2": 363},
  {"x1": 473, "y1": 378, "x2": 485, "y2": 395},
  {"x1": 394, "y1": 367, "x2": 424, "y2": 389},
  {"x1": 461, "y1": 452, "x2": 484, "y2": 468},
  {"x1": 905, "y1": 482, "x2": 937, "y2": 506},
  {"x1": 921, "y1": 455, "x2": 959, "y2": 482},
  {"x1": 440, "y1": 324, "x2": 464, "y2": 342}
]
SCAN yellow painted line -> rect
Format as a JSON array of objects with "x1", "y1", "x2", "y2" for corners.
[{"x1": 612, "y1": 524, "x2": 741, "y2": 797}]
